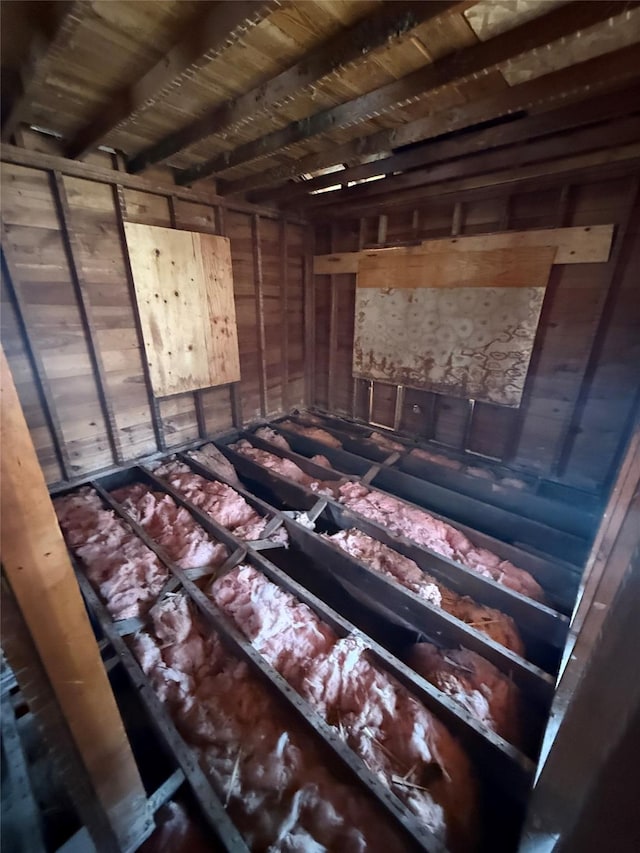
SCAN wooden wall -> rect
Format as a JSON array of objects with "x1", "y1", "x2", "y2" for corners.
[
  {"x1": 1, "y1": 144, "x2": 307, "y2": 485},
  {"x1": 311, "y1": 170, "x2": 640, "y2": 494}
]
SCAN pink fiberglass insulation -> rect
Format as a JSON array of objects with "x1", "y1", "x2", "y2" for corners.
[
  {"x1": 133, "y1": 594, "x2": 406, "y2": 852},
  {"x1": 368, "y1": 431, "x2": 405, "y2": 453},
  {"x1": 151, "y1": 460, "x2": 288, "y2": 546},
  {"x1": 209, "y1": 564, "x2": 479, "y2": 851},
  {"x1": 407, "y1": 644, "x2": 523, "y2": 747},
  {"x1": 326, "y1": 529, "x2": 524, "y2": 655},
  {"x1": 255, "y1": 426, "x2": 292, "y2": 451},
  {"x1": 338, "y1": 483, "x2": 544, "y2": 602},
  {"x1": 410, "y1": 448, "x2": 463, "y2": 470},
  {"x1": 54, "y1": 488, "x2": 168, "y2": 620},
  {"x1": 279, "y1": 420, "x2": 343, "y2": 448},
  {"x1": 186, "y1": 443, "x2": 241, "y2": 486},
  {"x1": 110, "y1": 483, "x2": 229, "y2": 570},
  {"x1": 230, "y1": 439, "x2": 339, "y2": 497}
]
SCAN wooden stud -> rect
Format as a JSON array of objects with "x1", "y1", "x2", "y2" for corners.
[
  {"x1": 0, "y1": 242, "x2": 72, "y2": 481},
  {"x1": 499, "y1": 197, "x2": 512, "y2": 232},
  {"x1": 327, "y1": 224, "x2": 339, "y2": 411},
  {"x1": 553, "y1": 177, "x2": 640, "y2": 477},
  {"x1": 251, "y1": 214, "x2": 268, "y2": 417},
  {"x1": 111, "y1": 184, "x2": 166, "y2": 451},
  {"x1": 351, "y1": 218, "x2": 368, "y2": 417},
  {"x1": 393, "y1": 385, "x2": 405, "y2": 431},
  {"x1": 280, "y1": 219, "x2": 289, "y2": 412},
  {"x1": 50, "y1": 171, "x2": 124, "y2": 465},
  {"x1": 376, "y1": 214, "x2": 388, "y2": 245},
  {"x1": 214, "y1": 204, "x2": 243, "y2": 427},
  {"x1": 303, "y1": 235, "x2": 316, "y2": 408},
  {"x1": 0, "y1": 346, "x2": 150, "y2": 850},
  {"x1": 451, "y1": 202, "x2": 464, "y2": 236}
]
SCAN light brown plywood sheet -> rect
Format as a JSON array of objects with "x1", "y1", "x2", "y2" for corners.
[
  {"x1": 313, "y1": 224, "x2": 614, "y2": 274},
  {"x1": 124, "y1": 222, "x2": 240, "y2": 397},
  {"x1": 353, "y1": 246, "x2": 556, "y2": 407},
  {"x1": 357, "y1": 246, "x2": 556, "y2": 289}
]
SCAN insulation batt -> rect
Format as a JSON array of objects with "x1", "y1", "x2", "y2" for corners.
[
  {"x1": 338, "y1": 483, "x2": 544, "y2": 602},
  {"x1": 410, "y1": 448, "x2": 463, "y2": 470},
  {"x1": 279, "y1": 420, "x2": 344, "y2": 448},
  {"x1": 54, "y1": 488, "x2": 168, "y2": 620},
  {"x1": 152, "y1": 460, "x2": 288, "y2": 545},
  {"x1": 255, "y1": 426, "x2": 293, "y2": 450},
  {"x1": 368, "y1": 431, "x2": 405, "y2": 452},
  {"x1": 230, "y1": 439, "x2": 339, "y2": 497},
  {"x1": 186, "y1": 442, "x2": 241, "y2": 486},
  {"x1": 407, "y1": 644, "x2": 522, "y2": 747},
  {"x1": 110, "y1": 483, "x2": 229, "y2": 570},
  {"x1": 134, "y1": 594, "x2": 405, "y2": 852},
  {"x1": 326, "y1": 529, "x2": 524, "y2": 655},
  {"x1": 209, "y1": 565, "x2": 479, "y2": 851}
]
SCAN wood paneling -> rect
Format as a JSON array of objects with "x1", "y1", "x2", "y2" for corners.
[
  {"x1": 312, "y1": 169, "x2": 640, "y2": 492},
  {"x1": 124, "y1": 223, "x2": 240, "y2": 396},
  {"x1": 0, "y1": 148, "x2": 307, "y2": 484}
]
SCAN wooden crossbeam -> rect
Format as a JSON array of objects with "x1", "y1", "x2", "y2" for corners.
[
  {"x1": 303, "y1": 114, "x2": 640, "y2": 210},
  {"x1": 1, "y1": 1, "x2": 82, "y2": 142},
  {"x1": 180, "y1": 0, "x2": 636, "y2": 187},
  {"x1": 222, "y1": 41, "x2": 640, "y2": 198},
  {"x1": 65, "y1": 1, "x2": 277, "y2": 159},
  {"x1": 256, "y1": 83, "x2": 640, "y2": 205},
  {"x1": 0, "y1": 345, "x2": 150, "y2": 851},
  {"x1": 127, "y1": 1, "x2": 460, "y2": 175}
]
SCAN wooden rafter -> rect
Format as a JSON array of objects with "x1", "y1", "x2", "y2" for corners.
[
  {"x1": 1, "y1": 1, "x2": 83, "y2": 142},
  {"x1": 127, "y1": 1, "x2": 461, "y2": 175},
  {"x1": 223, "y1": 42, "x2": 640, "y2": 198},
  {"x1": 256, "y1": 83, "x2": 640, "y2": 205},
  {"x1": 302, "y1": 115, "x2": 640, "y2": 210},
  {"x1": 65, "y1": 1, "x2": 278, "y2": 159},
  {"x1": 178, "y1": 0, "x2": 637, "y2": 187}
]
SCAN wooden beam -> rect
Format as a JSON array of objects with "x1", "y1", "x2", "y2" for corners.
[
  {"x1": 130, "y1": 1, "x2": 461, "y2": 175},
  {"x1": 223, "y1": 41, "x2": 640, "y2": 197},
  {"x1": 314, "y1": 224, "x2": 615, "y2": 274},
  {"x1": 194, "y1": 1, "x2": 637, "y2": 187},
  {"x1": 0, "y1": 345, "x2": 150, "y2": 850},
  {"x1": 251, "y1": 214, "x2": 268, "y2": 416},
  {"x1": 1, "y1": 2, "x2": 82, "y2": 141},
  {"x1": 304, "y1": 114, "x2": 640, "y2": 210},
  {"x1": 280, "y1": 219, "x2": 289, "y2": 412},
  {"x1": 0, "y1": 142, "x2": 307, "y2": 224},
  {"x1": 303, "y1": 230, "x2": 316, "y2": 407},
  {"x1": 65, "y1": 2, "x2": 276, "y2": 159},
  {"x1": 260, "y1": 83, "x2": 640, "y2": 205},
  {"x1": 325, "y1": 144, "x2": 640, "y2": 219},
  {"x1": 327, "y1": 224, "x2": 338, "y2": 411}
]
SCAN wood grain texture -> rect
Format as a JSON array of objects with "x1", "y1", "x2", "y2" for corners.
[
  {"x1": 124, "y1": 222, "x2": 240, "y2": 397},
  {"x1": 357, "y1": 246, "x2": 557, "y2": 290},
  {"x1": 0, "y1": 345, "x2": 150, "y2": 850},
  {"x1": 315, "y1": 225, "x2": 614, "y2": 274}
]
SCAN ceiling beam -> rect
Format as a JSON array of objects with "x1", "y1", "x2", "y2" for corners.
[
  {"x1": 1, "y1": 1, "x2": 82, "y2": 142},
  {"x1": 263, "y1": 83, "x2": 640, "y2": 206},
  {"x1": 64, "y1": 1, "x2": 278, "y2": 159},
  {"x1": 301, "y1": 115, "x2": 640, "y2": 211},
  {"x1": 222, "y1": 41, "x2": 640, "y2": 198},
  {"x1": 177, "y1": 0, "x2": 637, "y2": 186},
  {"x1": 127, "y1": 0, "x2": 462, "y2": 175},
  {"x1": 321, "y1": 146, "x2": 640, "y2": 220}
]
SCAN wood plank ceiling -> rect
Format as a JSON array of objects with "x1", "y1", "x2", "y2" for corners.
[{"x1": 1, "y1": 0, "x2": 639, "y2": 211}]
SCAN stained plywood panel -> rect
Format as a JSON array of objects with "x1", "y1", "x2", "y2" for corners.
[
  {"x1": 313, "y1": 224, "x2": 614, "y2": 273},
  {"x1": 124, "y1": 222, "x2": 240, "y2": 397},
  {"x1": 357, "y1": 246, "x2": 555, "y2": 289},
  {"x1": 353, "y1": 247, "x2": 556, "y2": 407}
]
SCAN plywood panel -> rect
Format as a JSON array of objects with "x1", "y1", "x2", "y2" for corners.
[
  {"x1": 357, "y1": 246, "x2": 556, "y2": 289},
  {"x1": 124, "y1": 222, "x2": 240, "y2": 397},
  {"x1": 313, "y1": 224, "x2": 614, "y2": 273}
]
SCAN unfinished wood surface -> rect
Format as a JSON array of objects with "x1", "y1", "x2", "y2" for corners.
[
  {"x1": 0, "y1": 345, "x2": 149, "y2": 850},
  {"x1": 314, "y1": 225, "x2": 614, "y2": 274},
  {"x1": 124, "y1": 222, "x2": 240, "y2": 397},
  {"x1": 357, "y1": 246, "x2": 556, "y2": 290}
]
